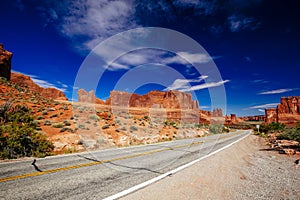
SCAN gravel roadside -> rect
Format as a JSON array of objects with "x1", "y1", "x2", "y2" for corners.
[{"x1": 121, "y1": 134, "x2": 300, "y2": 200}]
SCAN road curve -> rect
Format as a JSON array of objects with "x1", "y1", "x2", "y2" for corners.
[{"x1": 0, "y1": 130, "x2": 250, "y2": 199}]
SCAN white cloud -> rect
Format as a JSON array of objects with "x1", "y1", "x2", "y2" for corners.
[
  {"x1": 165, "y1": 76, "x2": 229, "y2": 92},
  {"x1": 12, "y1": 70, "x2": 68, "y2": 92},
  {"x1": 180, "y1": 80, "x2": 230, "y2": 92},
  {"x1": 164, "y1": 52, "x2": 211, "y2": 65},
  {"x1": 248, "y1": 103, "x2": 278, "y2": 109},
  {"x1": 165, "y1": 75, "x2": 208, "y2": 91},
  {"x1": 200, "y1": 105, "x2": 210, "y2": 109},
  {"x1": 258, "y1": 88, "x2": 295, "y2": 95},
  {"x1": 48, "y1": 0, "x2": 137, "y2": 51},
  {"x1": 106, "y1": 49, "x2": 213, "y2": 71},
  {"x1": 258, "y1": 109, "x2": 265, "y2": 112},
  {"x1": 228, "y1": 15, "x2": 260, "y2": 32}
]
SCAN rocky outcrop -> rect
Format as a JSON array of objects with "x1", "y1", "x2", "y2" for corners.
[
  {"x1": 212, "y1": 108, "x2": 223, "y2": 117},
  {"x1": 0, "y1": 44, "x2": 13, "y2": 81},
  {"x1": 239, "y1": 115, "x2": 265, "y2": 122},
  {"x1": 265, "y1": 108, "x2": 278, "y2": 124},
  {"x1": 265, "y1": 96, "x2": 300, "y2": 126},
  {"x1": 107, "y1": 90, "x2": 199, "y2": 110},
  {"x1": 11, "y1": 72, "x2": 68, "y2": 100},
  {"x1": 77, "y1": 89, "x2": 105, "y2": 104}
]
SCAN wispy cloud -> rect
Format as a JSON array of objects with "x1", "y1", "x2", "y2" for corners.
[
  {"x1": 12, "y1": 70, "x2": 69, "y2": 92},
  {"x1": 200, "y1": 105, "x2": 210, "y2": 109},
  {"x1": 35, "y1": 0, "x2": 137, "y2": 51},
  {"x1": 105, "y1": 49, "x2": 214, "y2": 71},
  {"x1": 258, "y1": 88, "x2": 295, "y2": 95},
  {"x1": 164, "y1": 52, "x2": 211, "y2": 65},
  {"x1": 180, "y1": 80, "x2": 230, "y2": 92},
  {"x1": 165, "y1": 76, "x2": 229, "y2": 92},
  {"x1": 228, "y1": 15, "x2": 260, "y2": 32},
  {"x1": 247, "y1": 103, "x2": 278, "y2": 109},
  {"x1": 258, "y1": 109, "x2": 265, "y2": 112},
  {"x1": 165, "y1": 75, "x2": 208, "y2": 91},
  {"x1": 31, "y1": 0, "x2": 262, "y2": 52}
]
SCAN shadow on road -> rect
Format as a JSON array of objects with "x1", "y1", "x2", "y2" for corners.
[{"x1": 31, "y1": 159, "x2": 42, "y2": 172}]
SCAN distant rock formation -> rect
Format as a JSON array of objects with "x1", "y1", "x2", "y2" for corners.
[
  {"x1": 106, "y1": 90, "x2": 199, "y2": 110},
  {"x1": 11, "y1": 72, "x2": 68, "y2": 100},
  {"x1": 0, "y1": 44, "x2": 13, "y2": 81},
  {"x1": 77, "y1": 89, "x2": 105, "y2": 104},
  {"x1": 212, "y1": 108, "x2": 223, "y2": 117},
  {"x1": 265, "y1": 96, "x2": 300, "y2": 126},
  {"x1": 239, "y1": 115, "x2": 265, "y2": 122}
]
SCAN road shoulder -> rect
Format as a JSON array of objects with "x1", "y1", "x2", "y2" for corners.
[{"x1": 121, "y1": 134, "x2": 300, "y2": 200}]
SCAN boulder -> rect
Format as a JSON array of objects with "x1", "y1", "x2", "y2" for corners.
[{"x1": 0, "y1": 44, "x2": 13, "y2": 81}]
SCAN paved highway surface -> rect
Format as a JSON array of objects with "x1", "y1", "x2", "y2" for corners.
[{"x1": 0, "y1": 130, "x2": 250, "y2": 199}]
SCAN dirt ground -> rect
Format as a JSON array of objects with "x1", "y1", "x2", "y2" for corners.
[{"x1": 121, "y1": 134, "x2": 300, "y2": 200}]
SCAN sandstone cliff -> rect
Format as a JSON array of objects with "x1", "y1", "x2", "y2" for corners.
[
  {"x1": 0, "y1": 44, "x2": 13, "y2": 81},
  {"x1": 106, "y1": 90, "x2": 199, "y2": 110},
  {"x1": 77, "y1": 89, "x2": 105, "y2": 104},
  {"x1": 11, "y1": 72, "x2": 68, "y2": 100},
  {"x1": 265, "y1": 96, "x2": 300, "y2": 126}
]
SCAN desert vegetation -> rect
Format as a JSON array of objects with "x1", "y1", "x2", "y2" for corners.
[{"x1": 0, "y1": 102, "x2": 54, "y2": 159}]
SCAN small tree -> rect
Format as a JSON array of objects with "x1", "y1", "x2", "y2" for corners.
[{"x1": 0, "y1": 102, "x2": 54, "y2": 159}]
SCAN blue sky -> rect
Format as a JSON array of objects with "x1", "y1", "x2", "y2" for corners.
[{"x1": 0, "y1": 0, "x2": 299, "y2": 116}]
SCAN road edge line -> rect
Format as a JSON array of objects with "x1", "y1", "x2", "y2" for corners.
[{"x1": 103, "y1": 130, "x2": 251, "y2": 200}]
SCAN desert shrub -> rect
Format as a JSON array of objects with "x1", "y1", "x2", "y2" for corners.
[
  {"x1": 42, "y1": 110, "x2": 48, "y2": 115},
  {"x1": 63, "y1": 120, "x2": 71, "y2": 126},
  {"x1": 50, "y1": 114, "x2": 58, "y2": 118},
  {"x1": 102, "y1": 124, "x2": 110, "y2": 129},
  {"x1": 78, "y1": 124, "x2": 85, "y2": 129},
  {"x1": 277, "y1": 123, "x2": 300, "y2": 143},
  {"x1": 60, "y1": 127, "x2": 74, "y2": 133},
  {"x1": 37, "y1": 116, "x2": 43, "y2": 120},
  {"x1": 130, "y1": 125, "x2": 138, "y2": 132},
  {"x1": 257, "y1": 122, "x2": 286, "y2": 134},
  {"x1": 52, "y1": 123, "x2": 64, "y2": 128},
  {"x1": 209, "y1": 124, "x2": 223, "y2": 134},
  {"x1": 44, "y1": 120, "x2": 52, "y2": 126},
  {"x1": 0, "y1": 102, "x2": 54, "y2": 159},
  {"x1": 89, "y1": 114, "x2": 99, "y2": 121}
]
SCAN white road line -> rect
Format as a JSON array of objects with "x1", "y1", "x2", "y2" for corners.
[{"x1": 103, "y1": 130, "x2": 251, "y2": 200}]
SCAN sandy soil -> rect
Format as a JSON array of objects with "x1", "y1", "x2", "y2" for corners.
[{"x1": 121, "y1": 134, "x2": 300, "y2": 200}]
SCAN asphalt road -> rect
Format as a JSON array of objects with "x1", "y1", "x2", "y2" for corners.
[{"x1": 0, "y1": 130, "x2": 250, "y2": 200}]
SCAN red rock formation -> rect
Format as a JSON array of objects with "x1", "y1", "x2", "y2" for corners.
[
  {"x1": 107, "y1": 90, "x2": 199, "y2": 110},
  {"x1": 277, "y1": 96, "x2": 300, "y2": 125},
  {"x1": 265, "y1": 108, "x2": 278, "y2": 124},
  {"x1": 278, "y1": 97, "x2": 300, "y2": 115},
  {"x1": 11, "y1": 72, "x2": 68, "y2": 100},
  {"x1": 212, "y1": 108, "x2": 223, "y2": 117},
  {"x1": 77, "y1": 89, "x2": 105, "y2": 104},
  {"x1": 239, "y1": 115, "x2": 265, "y2": 121},
  {"x1": 265, "y1": 96, "x2": 300, "y2": 126},
  {"x1": 0, "y1": 44, "x2": 13, "y2": 81}
]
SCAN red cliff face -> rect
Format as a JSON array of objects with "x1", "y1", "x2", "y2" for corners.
[
  {"x1": 265, "y1": 97, "x2": 300, "y2": 126},
  {"x1": 0, "y1": 44, "x2": 13, "y2": 81},
  {"x1": 11, "y1": 72, "x2": 68, "y2": 101},
  {"x1": 107, "y1": 90, "x2": 199, "y2": 110},
  {"x1": 277, "y1": 96, "x2": 300, "y2": 125},
  {"x1": 77, "y1": 89, "x2": 105, "y2": 104},
  {"x1": 265, "y1": 108, "x2": 278, "y2": 124}
]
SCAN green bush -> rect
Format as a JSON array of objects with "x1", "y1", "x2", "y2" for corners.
[
  {"x1": 277, "y1": 123, "x2": 300, "y2": 142},
  {"x1": 258, "y1": 122, "x2": 286, "y2": 134},
  {"x1": 102, "y1": 124, "x2": 110, "y2": 129},
  {"x1": 130, "y1": 125, "x2": 138, "y2": 132},
  {"x1": 209, "y1": 124, "x2": 223, "y2": 134},
  {"x1": 52, "y1": 123, "x2": 64, "y2": 128},
  {"x1": 0, "y1": 102, "x2": 54, "y2": 159}
]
